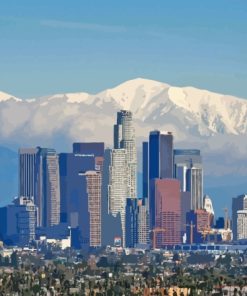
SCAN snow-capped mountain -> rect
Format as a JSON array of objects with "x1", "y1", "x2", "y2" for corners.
[{"x1": 1, "y1": 78, "x2": 247, "y2": 176}]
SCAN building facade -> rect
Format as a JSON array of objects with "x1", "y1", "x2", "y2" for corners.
[
  {"x1": 108, "y1": 149, "x2": 128, "y2": 247},
  {"x1": 151, "y1": 179, "x2": 181, "y2": 247},
  {"x1": 114, "y1": 110, "x2": 137, "y2": 199}
]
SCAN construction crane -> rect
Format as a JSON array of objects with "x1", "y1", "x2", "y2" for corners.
[
  {"x1": 185, "y1": 221, "x2": 196, "y2": 244},
  {"x1": 150, "y1": 227, "x2": 166, "y2": 249}
]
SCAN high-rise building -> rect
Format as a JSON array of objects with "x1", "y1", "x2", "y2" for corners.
[
  {"x1": 237, "y1": 210, "x2": 247, "y2": 240},
  {"x1": 19, "y1": 147, "x2": 60, "y2": 228},
  {"x1": 0, "y1": 197, "x2": 36, "y2": 246},
  {"x1": 73, "y1": 142, "x2": 104, "y2": 157},
  {"x1": 38, "y1": 148, "x2": 60, "y2": 228},
  {"x1": 186, "y1": 165, "x2": 203, "y2": 210},
  {"x1": 108, "y1": 149, "x2": 128, "y2": 247},
  {"x1": 150, "y1": 179, "x2": 181, "y2": 247},
  {"x1": 19, "y1": 148, "x2": 39, "y2": 200},
  {"x1": 101, "y1": 149, "x2": 122, "y2": 247},
  {"x1": 84, "y1": 171, "x2": 102, "y2": 247},
  {"x1": 125, "y1": 198, "x2": 138, "y2": 248},
  {"x1": 149, "y1": 131, "x2": 173, "y2": 180},
  {"x1": 137, "y1": 198, "x2": 150, "y2": 245},
  {"x1": 232, "y1": 194, "x2": 247, "y2": 241},
  {"x1": 142, "y1": 142, "x2": 149, "y2": 199},
  {"x1": 173, "y1": 149, "x2": 202, "y2": 191},
  {"x1": 114, "y1": 110, "x2": 137, "y2": 199},
  {"x1": 174, "y1": 149, "x2": 203, "y2": 211},
  {"x1": 59, "y1": 143, "x2": 104, "y2": 248},
  {"x1": 147, "y1": 131, "x2": 174, "y2": 230}
]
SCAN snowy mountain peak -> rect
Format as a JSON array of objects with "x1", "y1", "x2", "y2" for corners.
[
  {"x1": 0, "y1": 91, "x2": 21, "y2": 102},
  {"x1": 99, "y1": 78, "x2": 169, "y2": 110}
]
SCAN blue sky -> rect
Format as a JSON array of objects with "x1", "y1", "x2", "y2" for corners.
[{"x1": 0, "y1": 0, "x2": 246, "y2": 98}]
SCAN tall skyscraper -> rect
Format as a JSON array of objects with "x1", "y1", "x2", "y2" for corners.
[
  {"x1": 232, "y1": 194, "x2": 247, "y2": 241},
  {"x1": 108, "y1": 149, "x2": 128, "y2": 247},
  {"x1": 186, "y1": 165, "x2": 203, "y2": 210},
  {"x1": 237, "y1": 210, "x2": 247, "y2": 240},
  {"x1": 137, "y1": 198, "x2": 150, "y2": 245},
  {"x1": 125, "y1": 198, "x2": 138, "y2": 248},
  {"x1": 114, "y1": 110, "x2": 137, "y2": 199},
  {"x1": 59, "y1": 142, "x2": 104, "y2": 248},
  {"x1": 174, "y1": 149, "x2": 203, "y2": 211},
  {"x1": 142, "y1": 142, "x2": 149, "y2": 199},
  {"x1": 147, "y1": 131, "x2": 174, "y2": 232},
  {"x1": 19, "y1": 147, "x2": 60, "y2": 228},
  {"x1": 19, "y1": 148, "x2": 39, "y2": 200},
  {"x1": 149, "y1": 131, "x2": 173, "y2": 180},
  {"x1": 84, "y1": 171, "x2": 102, "y2": 247},
  {"x1": 38, "y1": 148, "x2": 60, "y2": 228},
  {"x1": 150, "y1": 178, "x2": 181, "y2": 247}
]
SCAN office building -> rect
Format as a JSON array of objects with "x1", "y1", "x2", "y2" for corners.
[
  {"x1": 186, "y1": 165, "x2": 203, "y2": 210},
  {"x1": 149, "y1": 130, "x2": 173, "y2": 180},
  {"x1": 108, "y1": 149, "x2": 128, "y2": 247},
  {"x1": 19, "y1": 147, "x2": 60, "y2": 228},
  {"x1": 142, "y1": 142, "x2": 149, "y2": 199},
  {"x1": 101, "y1": 149, "x2": 122, "y2": 247},
  {"x1": 232, "y1": 194, "x2": 247, "y2": 241},
  {"x1": 84, "y1": 171, "x2": 102, "y2": 247},
  {"x1": 59, "y1": 143, "x2": 104, "y2": 248},
  {"x1": 38, "y1": 148, "x2": 60, "y2": 228},
  {"x1": 150, "y1": 179, "x2": 181, "y2": 247},
  {"x1": 174, "y1": 149, "x2": 203, "y2": 211},
  {"x1": 148, "y1": 131, "x2": 174, "y2": 230},
  {"x1": 114, "y1": 110, "x2": 137, "y2": 199},
  {"x1": 0, "y1": 197, "x2": 36, "y2": 246},
  {"x1": 137, "y1": 198, "x2": 150, "y2": 245},
  {"x1": 237, "y1": 210, "x2": 247, "y2": 240},
  {"x1": 186, "y1": 209, "x2": 210, "y2": 244},
  {"x1": 19, "y1": 148, "x2": 39, "y2": 200},
  {"x1": 125, "y1": 198, "x2": 138, "y2": 248}
]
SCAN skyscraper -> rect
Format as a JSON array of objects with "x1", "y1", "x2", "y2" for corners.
[
  {"x1": 101, "y1": 149, "x2": 122, "y2": 247},
  {"x1": 186, "y1": 165, "x2": 203, "y2": 210},
  {"x1": 137, "y1": 198, "x2": 150, "y2": 245},
  {"x1": 149, "y1": 131, "x2": 173, "y2": 180},
  {"x1": 125, "y1": 198, "x2": 138, "y2": 248},
  {"x1": 84, "y1": 171, "x2": 102, "y2": 247},
  {"x1": 147, "y1": 131, "x2": 174, "y2": 231},
  {"x1": 19, "y1": 147, "x2": 60, "y2": 228},
  {"x1": 108, "y1": 149, "x2": 128, "y2": 247},
  {"x1": 237, "y1": 210, "x2": 247, "y2": 240},
  {"x1": 114, "y1": 110, "x2": 137, "y2": 199},
  {"x1": 19, "y1": 148, "x2": 39, "y2": 200},
  {"x1": 232, "y1": 194, "x2": 247, "y2": 241},
  {"x1": 142, "y1": 142, "x2": 149, "y2": 199},
  {"x1": 38, "y1": 148, "x2": 60, "y2": 228},
  {"x1": 150, "y1": 178, "x2": 181, "y2": 247},
  {"x1": 174, "y1": 149, "x2": 203, "y2": 211},
  {"x1": 59, "y1": 143, "x2": 104, "y2": 248}
]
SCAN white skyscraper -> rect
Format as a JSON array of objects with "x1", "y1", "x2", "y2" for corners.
[
  {"x1": 114, "y1": 110, "x2": 137, "y2": 199},
  {"x1": 108, "y1": 149, "x2": 128, "y2": 247},
  {"x1": 237, "y1": 210, "x2": 247, "y2": 240}
]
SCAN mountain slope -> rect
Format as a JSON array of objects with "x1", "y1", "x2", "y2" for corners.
[{"x1": 0, "y1": 78, "x2": 247, "y2": 178}]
